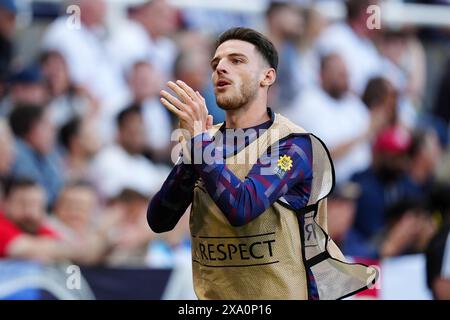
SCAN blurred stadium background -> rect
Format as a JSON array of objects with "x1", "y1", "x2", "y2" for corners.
[{"x1": 0, "y1": 0, "x2": 450, "y2": 300}]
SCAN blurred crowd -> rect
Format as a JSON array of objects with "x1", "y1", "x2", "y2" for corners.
[{"x1": 0, "y1": 0, "x2": 450, "y2": 298}]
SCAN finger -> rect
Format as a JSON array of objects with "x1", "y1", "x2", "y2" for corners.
[
  {"x1": 196, "y1": 90, "x2": 206, "y2": 102},
  {"x1": 176, "y1": 80, "x2": 198, "y2": 102},
  {"x1": 206, "y1": 115, "x2": 213, "y2": 130},
  {"x1": 160, "y1": 97, "x2": 187, "y2": 119},
  {"x1": 160, "y1": 90, "x2": 188, "y2": 112},
  {"x1": 167, "y1": 81, "x2": 193, "y2": 105},
  {"x1": 196, "y1": 90, "x2": 209, "y2": 114}
]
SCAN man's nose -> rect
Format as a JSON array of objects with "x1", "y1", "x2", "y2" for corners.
[{"x1": 216, "y1": 60, "x2": 229, "y2": 74}]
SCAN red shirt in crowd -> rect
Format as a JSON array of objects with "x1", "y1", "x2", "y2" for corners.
[{"x1": 0, "y1": 211, "x2": 59, "y2": 258}]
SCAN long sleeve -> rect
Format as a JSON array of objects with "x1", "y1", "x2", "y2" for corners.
[
  {"x1": 191, "y1": 133, "x2": 313, "y2": 226},
  {"x1": 147, "y1": 159, "x2": 197, "y2": 233}
]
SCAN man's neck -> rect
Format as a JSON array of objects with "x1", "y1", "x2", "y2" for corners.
[
  {"x1": 225, "y1": 101, "x2": 270, "y2": 129},
  {"x1": 67, "y1": 151, "x2": 89, "y2": 170}
]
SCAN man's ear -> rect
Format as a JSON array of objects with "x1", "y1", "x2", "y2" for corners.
[{"x1": 261, "y1": 68, "x2": 276, "y2": 87}]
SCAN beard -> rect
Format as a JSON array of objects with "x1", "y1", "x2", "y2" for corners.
[{"x1": 215, "y1": 78, "x2": 259, "y2": 110}]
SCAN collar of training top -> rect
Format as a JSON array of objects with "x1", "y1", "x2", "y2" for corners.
[{"x1": 218, "y1": 107, "x2": 275, "y2": 133}]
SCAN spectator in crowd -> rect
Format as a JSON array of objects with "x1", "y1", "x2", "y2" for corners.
[
  {"x1": 173, "y1": 48, "x2": 224, "y2": 124},
  {"x1": 9, "y1": 105, "x2": 63, "y2": 206},
  {"x1": 377, "y1": 199, "x2": 436, "y2": 258},
  {"x1": 0, "y1": 65, "x2": 49, "y2": 116},
  {"x1": 327, "y1": 182, "x2": 360, "y2": 248},
  {"x1": 42, "y1": 0, "x2": 129, "y2": 142},
  {"x1": 377, "y1": 29, "x2": 422, "y2": 128},
  {"x1": 287, "y1": 53, "x2": 381, "y2": 183},
  {"x1": 0, "y1": 118, "x2": 14, "y2": 207},
  {"x1": 105, "y1": 188, "x2": 156, "y2": 267},
  {"x1": 0, "y1": 118, "x2": 15, "y2": 179},
  {"x1": 0, "y1": 0, "x2": 17, "y2": 96},
  {"x1": 295, "y1": 6, "x2": 327, "y2": 91},
  {"x1": 265, "y1": 1, "x2": 304, "y2": 108},
  {"x1": 362, "y1": 77, "x2": 398, "y2": 129},
  {"x1": 344, "y1": 126, "x2": 413, "y2": 258},
  {"x1": 89, "y1": 105, "x2": 170, "y2": 200},
  {"x1": 108, "y1": 0, "x2": 179, "y2": 79},
  {"x1": 146, "y1": 208, "x2": 191, "y2": 268},
  {"x1": 0, "y1": 178, "x2": 70, "y2": 262},
  {"x1": 58, "y1": 117, "x2": 101, "y2": 182},
  {"x1": 403, "y1": 128, "x2": 442, "y2": 202},
  {"x1": 378, "y1": 28, "x2": 426, "y2": 106},
  {"x1": 48, "y1": 181, "x2": 115, "y2": 265},
  {"x1": 127, "y1": 61, "x2": 173, "y2": 163},
  {"x1": 316, "y1": 0, "x2": 382, "y2": 95},
  {"x1": 40, "y1": 50, "x2": 99, "y2": 128}
]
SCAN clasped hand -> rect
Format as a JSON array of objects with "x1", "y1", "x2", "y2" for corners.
[{"x1": 160, "y1": 80, "x2": 213, "y2": 139}]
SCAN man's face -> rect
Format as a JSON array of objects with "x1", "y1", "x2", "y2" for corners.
[
  {"x1": 41, "y1": 52, "x2": 70, "y2": 96},
  {"x1": 28, "y1": 109, "x2": 55, "y2": 155},
  {"x1": 130, "y1": 63, "x2": 161, "y2": 101},
  {"x1": 119, "y1": 112, "x2": 146, "y2": 154},
  {"x1": 211, "y1": 40, "x2": 268, "y2": 110},
  {"x1": 269, "y1": 5, "x2": 304, "y2": 41},
  {"x1": 78, "y1": 119, "x2": 101, "y2": 157},
  {"x1": 5, "y1": 186, "x2": 46, "y2": 234},
  {"x1": 140, "y1": 0, "x2": 177, "y2": 37},
  {"x1": 321, "y1": 55, "x2": 349, "y2": 99},
  {"x1": 55, "y1": 187, "x2": 97, "y2": 232},
  {"x1": 0, "y1": 9, "x2": 16, "y2": 39},
  {"x1": 0, "y1": 123, "x2": 15, "y2": 176}
]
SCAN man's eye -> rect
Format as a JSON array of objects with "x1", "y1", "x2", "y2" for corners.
[{"x1": 232, "y1": 59, "x2": 241, "y2": 64}]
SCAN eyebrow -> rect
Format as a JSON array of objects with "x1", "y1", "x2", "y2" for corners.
[{"x1": 210, "y1": 53, "x2": 248, "y2": 68}]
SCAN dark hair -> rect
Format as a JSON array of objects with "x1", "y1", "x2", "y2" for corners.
[
  {"x1": 59, "y1": 180, "x2": 95, "y2": 196},
  {"x1": 39, "y1": 50, "x2": 64, "y2": 65},
  {"x1": 9, "y1": 105, "x2": 45, "y2": 138},
  {"x1": 115, "y1": 188, "x2": 148, "y2": 203},
  {"x1": 362, "y1": 77, "x2": 393, "y2": 109},
  {"x1": 319, "y1": 53, "x2": 340, "y2": 72},
  {"x1": 59, "y1": 117, "x2": 81, "y2": 150},
  {"x1": 2, "y1": 176, "x2": 39, "y2": 198},
  {"x1": 346, "y1": 0, "x2": 371, "y2": 22},
  {"x1": 116, "y1": 104, "x2": 142, "y2": 128},
  {"x1": 215, "y1": 27, "x2": 278, "y2": 71}
]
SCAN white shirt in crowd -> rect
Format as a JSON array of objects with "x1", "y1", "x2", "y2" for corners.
[
  {"x1": 316, "y1": 23, "x2": 383, "y2": 96},
  {"x1": 107, "y1": 19, "x2": 177, "y2": 78},
  {"x1": 89, "y1": 144, "x2": 170, "y2": 199},
  {"x1": 141, "y1": 98, "x2": 173, "y2": 152},
  {"x1": 287, "y1": 87, "x2": 371, "y2": 184},
  {"x1": 42, "y1": 18, "x2": 129, "y2": 109}
]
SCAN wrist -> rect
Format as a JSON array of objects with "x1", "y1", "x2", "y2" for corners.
[{"x1": 190, "y1": 131, "x2": 214, "y2": 166}]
